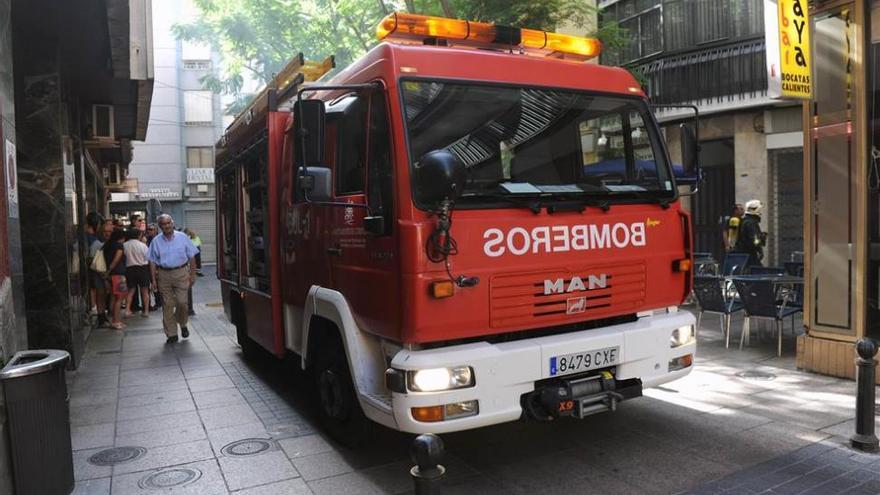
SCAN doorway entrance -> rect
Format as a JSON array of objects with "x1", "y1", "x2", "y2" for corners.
[{"x1": 692, "y1": 139, "x2": 736, "y2": 261}]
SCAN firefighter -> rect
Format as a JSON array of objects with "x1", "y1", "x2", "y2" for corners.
[{"x1": 733, "y1": 199, "x2": 767, "y2": 267}]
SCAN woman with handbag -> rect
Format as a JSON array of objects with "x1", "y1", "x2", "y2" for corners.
[{"x1": 103, "y1": 228, "x2": 128, "y2": 329}]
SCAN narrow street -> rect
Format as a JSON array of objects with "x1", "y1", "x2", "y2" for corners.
[{"x1": 67, "y1": 274, "x2": 880, "y2": 494}]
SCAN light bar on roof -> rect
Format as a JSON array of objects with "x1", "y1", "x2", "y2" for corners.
[{"x1": 376, "y1": 12, "x2": 601, "y2": 60}]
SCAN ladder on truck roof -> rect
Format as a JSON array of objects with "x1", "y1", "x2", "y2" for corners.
[{"x1": 223, "y1": 53, "x2": 335, "y2": 142}]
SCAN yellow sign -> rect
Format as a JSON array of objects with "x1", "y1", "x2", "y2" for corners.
[{"x1": 775, "y1": 0, "x2": 812, "y2": 99}]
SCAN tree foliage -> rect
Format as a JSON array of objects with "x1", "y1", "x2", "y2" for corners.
[{"x1": 173, "y1": 0, "x2": 626, "y2": 115}]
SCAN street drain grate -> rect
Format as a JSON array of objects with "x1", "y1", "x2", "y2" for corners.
[
  {"x1": 88, "y1": 446, "x2": 147, "y2": 466},
  {"x1": 138, "y1": 467, "x2": 202, "y2": 489},
  {"x1": 220, "y1": 438, "x2": 273, "y2": 457},
  {"x1": 735, "y1": 370, "x2": 777, "y2": 381}
]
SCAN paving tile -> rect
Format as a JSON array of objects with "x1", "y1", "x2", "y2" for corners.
[
  {"x1": 111, "y1": 439, "x2": 215, "y2": 475},
  {"x1": 115, "y1": 410, "x2": 202, "y2": 436},
  {"x1": 70, "y1": 388, "x2": 119, "y2": 409},
  {"x1": 199, "y1": 403, "x2": 259, "y2": 431},
  {"x1": 117, "y1": 379, "x2": 189, "y2": 398},
  {"x1": 218, "y1": 449, "x2": 300, "y2": 491},
  {"x1": 71, "y1": 423, "x2": 115, "y2": 451},
  {"x1": 183, "y1": 365, "x2": 227, "y2": 379},
  {"x1": 73, "y1": 448, "x2": 113, "y2": 481},
  {"x1": 70, "y1": 374, "x2": 119, "y2": 393},
  {"x1": 234, "y1": 477, "x2": 313, "y2": 495},
  {"x1": 110, "y1": 458, "x2": 227, "y2": 495},
  {"x1": 116, "y1": 387, "x2": 192, "y2": 409},
  {"x1": 70, "y1": 403, "x2": 117, "y2": 427},
  {"x1": 117, "y1": 397, "x2": 196, "y2": 421},
  {"x1": 292, "y1": 451, "x2": 355, "y2": 481},
  {"x1": 192, "y1": 387, "x2": 247, "y2": 410},
  {"x1": 188, "y1": 374, "x2": 236, "y2": 393},
  {"x1": 279, "y1": 434, "x2": 335, "y2": 459},
  {"x1": 71, "y1": 477, "x2": 111, "y2": 495},
  {"x1": 115, "y1": 423, "x2": 207, "y2": 449}
]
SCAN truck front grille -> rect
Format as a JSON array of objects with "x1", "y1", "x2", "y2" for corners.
[{"x1": 489, "y1": 262, "x2": 647, "y2": 328}]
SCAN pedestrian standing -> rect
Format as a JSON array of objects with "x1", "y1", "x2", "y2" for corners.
[
  {"x1": 103, "y1": 228, "x2": 128, "y2": 329},
  {"x1": 85, "y1": 212, "x2": 105, "y2": 317},
  {"x1": 148, "y1": 214, "x2": 198, "y2": 343},
  {"x1": 186, "y1": 228, "x2": 204, "y2": 276},
  {"x1": 123, "y1": 229, "x2": 151, "y2": 318},
  {"x1": 733, "y1": 199, "x2": 767, "y2": 268}
]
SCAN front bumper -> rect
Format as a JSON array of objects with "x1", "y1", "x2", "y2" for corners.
[{"x1": 388, "y1": 310, "x2": 696, "y2": 434}]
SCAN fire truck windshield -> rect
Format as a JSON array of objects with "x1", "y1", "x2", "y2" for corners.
[{"x1": 401, "y1": 80, "x2": 676, "y2": 208}]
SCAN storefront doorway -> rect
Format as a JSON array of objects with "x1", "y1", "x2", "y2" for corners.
[{"x1": 692, "y1": 139, "x2": 736, "y2": 261}]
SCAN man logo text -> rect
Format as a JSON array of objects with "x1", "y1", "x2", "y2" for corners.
[{"x1": 544, "y1": 275, "x2": 608, "y2": 295}]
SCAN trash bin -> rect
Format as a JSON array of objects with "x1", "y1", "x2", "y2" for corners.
[{"x1": 0, "y1": 349, "x2": 73, "y2": 495}]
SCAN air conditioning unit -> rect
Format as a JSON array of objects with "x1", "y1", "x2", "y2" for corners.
[
  {"x1": 107, "y1": 163, "x2": 123, "y2": 185},
  {"x1": 92, "y1": 104, "x2": 115, "y2": 139}
]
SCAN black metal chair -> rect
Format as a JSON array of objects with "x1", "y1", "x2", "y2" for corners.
[
  {"x1": 721, "y1": 253, "x2": 750, "y2": 276},
  {"x1": 693, "y1": 276, "x2": 743, "y2": 348},
  {"x1": 731, "y1": 277, "x2": 802, "y2": 357},
  {"x1": 784, "y1": 261, "x2": 804, "y2": 276},
  {"x1": 748, "y1": 266, "x2": 786, "y2": 275}
]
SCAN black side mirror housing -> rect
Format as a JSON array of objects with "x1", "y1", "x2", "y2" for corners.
[
  {"x1": 293, "y1": 99, "x2": 326, "y2": 166},
  {"x1": 297, "y1": 166, "x2": 332, "y2": 201},
  {"x1": 414, "y1": 149, "x2": 467, "y2": 210},
  {"x1": 363, "y1": 215, "x2": 385, "y2": 236},
  {"x1": 678, "y1": 124, "x2": 700, "y2": 185}
]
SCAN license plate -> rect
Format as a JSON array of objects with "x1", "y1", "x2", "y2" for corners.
[{"x1": 549, "y1": 346, "x2": 619, "y2": 377}]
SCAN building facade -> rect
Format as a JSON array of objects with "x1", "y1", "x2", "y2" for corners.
[
  {"x1": 0, "y1": 0, "x2": 154, "y2": 489},
  {"x1": 110, "y1": 0, "x2": 221, "y2": 263},
  {"x1": 600, "y1": 0, "x2": 805, "y2": 265}
]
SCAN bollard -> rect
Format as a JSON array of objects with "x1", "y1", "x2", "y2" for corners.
[
  {"x1": 411, "y1": 434, "x2": 446, "y2": 495},
  {"x1": 852, "y1": 338, "x2": 879, "y2": 452}
]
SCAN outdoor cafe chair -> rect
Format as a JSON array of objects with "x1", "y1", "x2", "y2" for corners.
[
  {"x1": 731, "y1": 277, "x2": 802, "y2": 357},
  {"x1": 748, "y1": 266, "x2": 786, "y2": 276},
  {"x1": 693, "y1": 275, "x2": 743, "y2": 348},
  {"x1": 721, "y1": 253, "x2": 750, "y2": 276}
]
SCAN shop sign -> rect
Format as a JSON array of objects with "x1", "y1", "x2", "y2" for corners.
[
  {"x1": 139, "y1": 188, "x2": 181, "y2": 199},
  {"x1": 187, "y1": 168, "x2": 214, "y2": 184},
  {"x1": 765, "y1": 0, "x2": 812, "y2": 99}
]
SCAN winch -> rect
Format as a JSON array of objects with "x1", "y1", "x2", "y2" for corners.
[{"x1": 522, "y1": 372, "x2": 643, "y2": 421}]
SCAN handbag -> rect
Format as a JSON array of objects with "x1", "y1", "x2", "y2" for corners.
[{"x1": 90, "y1": 251, "x2": 108, "y2": 274}]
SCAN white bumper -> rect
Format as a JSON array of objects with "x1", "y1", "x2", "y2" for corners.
[{"x1": 388, "y1": 310, "x2": 696, "y2": 434}]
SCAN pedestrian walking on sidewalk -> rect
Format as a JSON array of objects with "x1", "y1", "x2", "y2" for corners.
[
  {"x1": 148, "y1": 214, "x2": 198, "y2": 343},
  {"x1": 103, "y1": 228, "x2": 128, "y2": 330},
  {"x1": 123, "y1": 229, "x2": 151, "y2": 318}
]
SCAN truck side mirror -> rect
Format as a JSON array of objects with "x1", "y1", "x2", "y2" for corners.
[
  {"x1": 293, "y1": 99, "x2": 326, "y2": 166},
  {"x1": 297, "y1": 166, "x2": 332, "y2": 201},
  {"x1": 414, "y1": 149, "x2": 467, "y2": 210},
  {"x1": 678, "y1": 124, "x2": 700, "y2": 186}
]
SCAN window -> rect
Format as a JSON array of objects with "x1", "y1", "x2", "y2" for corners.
[
  {"x1": 367, "y1": 92, "x2": 394, "y2": 234},
  {"x1": 187, "y1": 147, "x2": 213, "y2": 168},
  {"x1": 332, "y1": 96, "x2": 368, "y2": 195},
  {"x1": 184, "y1": 91, "x2": 213, "y2": 126}
]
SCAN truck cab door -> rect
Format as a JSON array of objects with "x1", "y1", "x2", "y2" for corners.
[{"x1": 327, "y1": 90, "x2": 400, "y2": 339}]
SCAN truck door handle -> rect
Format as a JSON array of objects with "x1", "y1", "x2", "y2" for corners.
[{"x1": 327, "y1": 246, "x2": 342, "y2": 256}]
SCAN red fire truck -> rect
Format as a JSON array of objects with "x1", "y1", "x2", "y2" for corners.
[{"x1": 216, "y1": 13, "x2": 699, "y2": 438}]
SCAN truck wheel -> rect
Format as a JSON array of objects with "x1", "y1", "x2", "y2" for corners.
[
  {"x1": 313, "y1": 340, "x2": 369, "y2": 445},
  {"x1": 236, "y1": 323, "x2": 259, "y2": 360}
]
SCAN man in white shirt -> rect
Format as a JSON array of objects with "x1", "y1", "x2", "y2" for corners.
[{"x1": 123, "y1": 229, "x2": 151, "y2": 318}]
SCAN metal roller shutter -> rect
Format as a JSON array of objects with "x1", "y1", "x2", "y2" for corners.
[{"x1": 185, "y1": 209, "x2": 216, "y2": 264}]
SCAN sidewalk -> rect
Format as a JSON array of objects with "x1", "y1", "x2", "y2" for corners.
[{"x1": 67, "y1": 279, "x2": 880, "y2": 494}]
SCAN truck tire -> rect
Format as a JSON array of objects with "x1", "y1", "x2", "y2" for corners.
[{"x1": 313, "y1": 336, "x2": 369, "y2": 445}]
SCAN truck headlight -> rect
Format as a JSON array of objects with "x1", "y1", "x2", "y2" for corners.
[
  {"x1": 408, "y1": 366, "x2": 474, "y2": 392},
  {"x1": 670, "y1": 325, "x2": 695, "y2": 348}
]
